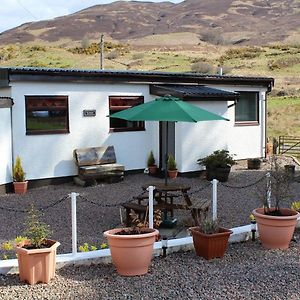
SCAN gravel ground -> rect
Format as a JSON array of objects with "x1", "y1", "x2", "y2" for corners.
[
  {"x1": 0, "y1": 157, "x2": 299, "y2": 254},
  {"x1": 0, "y1": 230, "x2": 300, "y2": 299}
]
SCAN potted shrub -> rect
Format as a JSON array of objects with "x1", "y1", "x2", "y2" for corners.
[
  {"x1": 104, "y1": 214, "x2": 159, "y2": 276},
  {"x1": 247, "y1": 158, "x2": 261, "y2": 170},
  {"x1": 15, "y1": 205, "x2": 60, "y2": 285},
  {"x1": 197, "y1": 149, "x2": 235, "y2": 182},
  {"x1": 147, "y1": 150, "x2": 157, "y2": 174},
  {"x1": 167, "y1": 154, "x2": 178, "y2": 179},
  {"x1": 189, "y1": 218, "x2": 232, "y2": 260},
  {"x1": 253, "y1": 156, "x2": 300, "y2": 249},
  {"x1": 13, "y1": 156, "x2": 28, "y2": 194}
]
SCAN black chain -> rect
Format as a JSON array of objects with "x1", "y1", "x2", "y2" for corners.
[
  {"x1": 78, "y1": 189, "x2": 148, "y2": 208},
  {"x1": 219, "y1": 174, "x2": 266, "y2": 189},
  {"x1": 0, "y1": 195, "x2": 69, "y2": 213}
]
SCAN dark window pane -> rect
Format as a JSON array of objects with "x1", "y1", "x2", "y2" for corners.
[
  {"x1": 109, "y1": 96, "x2": 145, "y2": 132},
  {"x1": 235, "y1": 92, "x2": 258, "y2": 122},
  {"x1": 25, "y1": 96, "x2": 69, "y2": 134}
]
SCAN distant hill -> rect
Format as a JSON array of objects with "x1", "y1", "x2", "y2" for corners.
[{"x1": 0, "y1": 0, "x2": 299, "y2": 47}]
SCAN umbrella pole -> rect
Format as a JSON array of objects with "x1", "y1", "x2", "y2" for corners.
[{"x1": 165, "y1": 121, "x2": 168, "y2": 186}]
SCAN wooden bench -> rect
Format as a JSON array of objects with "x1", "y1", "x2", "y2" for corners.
[{"x1": 73, "y1": 146, "x2": 125, "y2": 185}]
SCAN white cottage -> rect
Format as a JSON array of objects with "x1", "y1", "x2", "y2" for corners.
[{"x1": 0, "y1": 67, "x2": 274, "y2": 192}]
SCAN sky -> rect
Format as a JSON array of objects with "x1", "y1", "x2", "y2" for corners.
[{"x1": 0, "y1": 0, "x2": 183, "y2": 33}]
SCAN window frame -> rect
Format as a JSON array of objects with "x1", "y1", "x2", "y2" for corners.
[
  {"x1": 234, "y1": 91, "x2": 259, "y2": 126},
  {"x1": 25, "y1": 95, "x2": 69, "y2": 135},
  {"x1": 109, "y1": 95, "x2": 145, "y2": 133}
]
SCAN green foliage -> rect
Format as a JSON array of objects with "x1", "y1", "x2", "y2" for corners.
[
  {"x1": 78, "y1": 242, "x2": 107, "y2": 252},
  {"x1": 24, "y1": 205, "x2": 51, "y2": 248},
  {"x1": 147, "y1": 151, "x2": 156, "y2": 166},
  {"x1": 291, "y1": 201, "x2": 300, "y2": 212},
  {"x1": 267, "y1": 56, "x2": 300, "y2": 70},
  {"x1": 197, "y1": 150, "x2": 235, "y2": 168},
  {"x1": 1, "y1": 236, "x2": 27, "y2": 260},
  {"x1": 167, "y1": 154, "x2": 177, "y2": 170},
  {"x1": 200, "y1": 218, "x2": 219, "y2": 234},
  {"x1": 13, "y1": 156, "x2": 25, "y2": 182},
  {"x1": 219, "y1": 47, "x2": 264, "y2": 64}
]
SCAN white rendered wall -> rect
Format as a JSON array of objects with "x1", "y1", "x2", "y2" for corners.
[
  {"x1": 11, "y1": 82, "x2": 159, "y2": 180},
  {"x1": 0, "y1": 88, "x2": 13, "y2": 184}
]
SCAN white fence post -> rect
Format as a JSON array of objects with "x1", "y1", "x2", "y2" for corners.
[
  {"x1": 212, "y1": 179, "x2": 218, "y2": 221},
  {"x1": 147, "y1": 186, "x2": 155, "y2": 229},
  {"x1": 70, "y1": 192, "x2": 79, "y2": 256}
]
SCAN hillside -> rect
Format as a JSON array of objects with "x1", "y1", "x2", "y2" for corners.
[{"x1": 0, "y1": 0, "x2": 299, "y2": 47}]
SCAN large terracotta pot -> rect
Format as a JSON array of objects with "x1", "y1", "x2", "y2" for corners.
[
  {"x1": 253, "y1": 207, "x2": 300, "y2": 249},
  {"x1": 15, "y1": 239, "x2": 60, "y2": 285},
  {"x1": 104, "y1": 227, "x2": 159, "y2": 276},
  {"x1": 13, "y1": 181, "x2": 28, "y2": 194},
  {"x1": 189, "y1": 227, "x2": 232, "y2": 260}
]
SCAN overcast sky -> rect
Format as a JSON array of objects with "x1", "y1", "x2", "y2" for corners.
[{"x1": 0, "y1": 0, "x2": 183, "y2": 33}]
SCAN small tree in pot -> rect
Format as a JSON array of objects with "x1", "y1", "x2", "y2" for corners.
[
  {"x1": 197, "y1": 150, "x2": 235, "y2": 182},
  {"x1": 13, "y1": 156, "x2": 28, "y2": 194},
  {"x1": 15, "y1": 205, "x2": 60, "y2": 284},
  {"x1": 167, "y1": 154, "x2": 178, "y2": 179},
  {"x1": 253, "y1": 156, "x2": 300, "y2": 249},
  {"x1": 147, "y1": 150, "x2": 157, "y2": 174}
]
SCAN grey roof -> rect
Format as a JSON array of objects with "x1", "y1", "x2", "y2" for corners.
[
  {"x1": 0, "y1": 67, "x2": 274, "y2": 92},
  {"x1": 150, "y1": 84, "x2": 239, "y2": 101}
]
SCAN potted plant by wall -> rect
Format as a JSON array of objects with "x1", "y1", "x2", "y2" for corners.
[
  {"x1": 197, "y1": 150, "x2": 235, "y2": 182},
  {"x1": 189, "y1": 218, "x2": 232, "y2": 260},
  {"x1": 167, "y1": 154, "x2": 178, "y2": 179},
  {"x1": 253, "y1": 156, "x2": 300, "y2": 249},
  {"x1": 247, "y1": 158, "x2": 261, "y2": 170},
  {"x1": 13, "y1": 156, "x2": 28, "y2": 194},
  {"x1": 147, "y1": 150, "x2": 157, "y2": 175},
  {"x1": 104, "y1": 214, "x2": 159, "y2": 276},
  {"x1": 15, "y1": 205, "x2": 60, "y2": 285}
]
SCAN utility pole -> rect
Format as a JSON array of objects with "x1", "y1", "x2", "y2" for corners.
[{"x1": 100, "y1": 34, "x2": 104, "y2": 70}]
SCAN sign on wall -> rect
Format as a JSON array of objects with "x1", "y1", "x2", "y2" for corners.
[{"x1": 83, "y1": 110, "x2": 96, "y2": 117}]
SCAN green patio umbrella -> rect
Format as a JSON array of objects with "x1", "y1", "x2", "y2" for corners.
[{"x1": 109, "y1": 95, "x2": 229, "y2": 184}]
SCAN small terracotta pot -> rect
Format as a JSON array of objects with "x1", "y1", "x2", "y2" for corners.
[
  {"x1": 148, "y1": 165, "x2": 157, "y2": 174},
  {"x1": 13, "y1": 181, "x2": 28, "y2": 194},
  {"x1": 253, "y1": 207, "x2": 300, "y2": 249},
  {"x1": 16, "y1": 239, "x2": 60, "y2": 285},
  {"x1": 168, "y1": 170, "x2": 178, "y2": 179},
  {"x1": 104, "y1": 227, "x2": 159, "y2": 276},
  {"x1": 189, "y1": 227, "x2": 232, "y2": 260}
]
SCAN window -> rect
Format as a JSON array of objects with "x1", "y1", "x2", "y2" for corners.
[
  {"x1": 25, "y1": 95, "x2": 69, "y2": 135},
  {"x1": 235, "y1": 92, "x2": 259, "y2": 125},
  {"x1": 109, "y1": 96, "x2": 145, "y2": 132}
]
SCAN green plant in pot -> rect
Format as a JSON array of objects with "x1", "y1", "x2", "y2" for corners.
[
  {"x1": 189, "y1": 217, "x2": 232, "y2": 260},
  {"x1": 167, "y1": 154, "x2": 178, "y2": 179},
  {"x1": 197, "y1": 149, "x2": 235, "y2": 182},
  {"x1": 13, "y1": 156, "x2": 28, "y2": 194},
  {"x1": 15, "y1": 205, "x2": 60, "y2": 285},
  {"x1": 147, "y1": 150, "x2": 157, "y2": 174},
  {"x1": 253, "y1": 156, "x2": 300, "y2": 249}
]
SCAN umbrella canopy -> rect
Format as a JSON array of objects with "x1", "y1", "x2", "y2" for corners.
[
  {"x1": 109, "y1": 95, "x2": 229, "y2": 185},
  {"x1": 109, "y1": 95, "x2": 229, "y2": 122}
]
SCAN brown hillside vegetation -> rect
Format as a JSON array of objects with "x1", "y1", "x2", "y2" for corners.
[{"x1": 0, "y1": 0, "x2": 299, "y2": 47}]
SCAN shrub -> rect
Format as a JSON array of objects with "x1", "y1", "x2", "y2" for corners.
[
  {"x1": 218, "y1": 47, "x2": 264, "y2": 64},
  {"x1": 106, "y1": 50, "x2": 119, "y2": 60},
  {"x1": 167, "y1": 154, "x2": 177, "y2": 170},
  {"x1": 147, "y1": 151, "x2": 156, "y2": 167},
  {"x1": 132, "y1": 53, "x2": 144, "y2": 60},
  {"x1": 13, "y1": 156, "x2": 25, "y2": 182},
  {"x1": 191, "y1": 62, "x2": 214, "y2": 74},
  {"x1": 197, "y1": 150, "x2": 235, "y2": 168},
  {"x1": 200, "y1": 30, "x2": 224, "y2": 45}
]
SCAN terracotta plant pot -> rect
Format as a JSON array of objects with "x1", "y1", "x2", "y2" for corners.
[
  {"x1": 148, "y1": 165, "x2": 158, "y2": 175},
  {"x1": 13, "y1": 181, "x2": 28, "y2": 194},
  {"x1": 15, "y1": 239, "x2": 60, "y2": 285},
  {"x1": 168, "y1": 170, "x2": 178, "y2": 179},
  {"x1": 104, "y1": 227, "x2": 159, "y2": 276},
  {"x1": 189, "y1": 227, "x2": 232, "y2": 260},
  {"x1": 253, "y1": 207, "x2": 299, "y2": 249}
]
